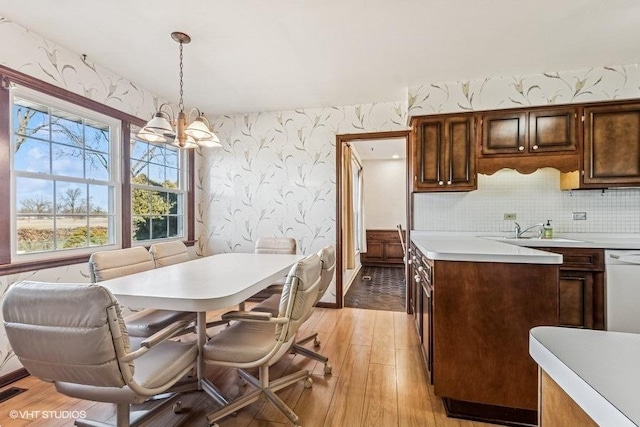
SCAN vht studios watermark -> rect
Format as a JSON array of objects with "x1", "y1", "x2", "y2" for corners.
[{"x1": 8, "y1": 409, "x2": 87, "y2": 420}]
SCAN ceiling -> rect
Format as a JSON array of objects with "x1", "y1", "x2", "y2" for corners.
[
  {"x1": 352, "y1": 138, "x2": 406, "y2": 160},
  {"x1": 1, "y1": 1, "x2": 640, "y2": 116}
]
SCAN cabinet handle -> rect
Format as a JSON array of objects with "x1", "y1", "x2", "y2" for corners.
[
  {"x1": 438, "y1": 181, "x2": 444, "y2": 185},
  {"x1": 518, "y1": 146, "x2": 524, "y2": 151},
  {"x1": 533, "y1": 145, "x2": 539, "y2": 150}
]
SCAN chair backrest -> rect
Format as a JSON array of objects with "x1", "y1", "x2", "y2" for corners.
[
  {"x1": 316, "y1": 245, "x2": 336, "y2": 304},
  {"x1": 89, "y1": 247, "x2": 155, "y2": 282},
  {"x1": 2, "y1": 281, "x2": 132, "y2": 388},
  {"x1": 277, "y1": 254, "x2": 322, "y2": 342},
  {"x1": 254, "y1": 237, "x2": 297, "y2": 254},
  {"x1": 149, "y1": 241, "x2": 190, "y2": 268},
  {"x1": 397, "y1": 224, "x2": 406, "y2": 258}
]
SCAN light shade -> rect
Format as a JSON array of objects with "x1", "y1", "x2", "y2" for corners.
[{"x1": 142, "y1": 113, "x2": 175, "y2": 138}]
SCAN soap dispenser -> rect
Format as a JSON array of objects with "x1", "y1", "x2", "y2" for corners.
[{"x1": 542, "y1": 220, "x2": 553, "y2": 239}]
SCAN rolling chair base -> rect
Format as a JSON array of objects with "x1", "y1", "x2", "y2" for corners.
[{"x1": 74, "y1": 392, "x2": 182, "y2": 427}]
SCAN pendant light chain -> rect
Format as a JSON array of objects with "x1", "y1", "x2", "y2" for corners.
[{"x1": 178, "y1": 40, "x2": 185, "y2": 112}]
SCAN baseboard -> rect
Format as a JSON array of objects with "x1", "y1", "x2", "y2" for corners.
[
  {"x1": 0, "y1": 368, "x2": 29, "y2": 388},
  {"x1": 442, "y1": 397, "x2": 537, "y2": 427}
]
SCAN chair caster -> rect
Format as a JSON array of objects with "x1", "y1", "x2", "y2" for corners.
[
  {"x1": 313, "y1": 337, "x2": 321, "y2": 348},
  {"x1": 303, "y1": 377, "x2": 313, "y2": 389},
  {"x1": 173, "y1": 401, "x2": 183, "y2": 413},
  {"x1": 324, "y1": 364, "x2": 333, "y2": 375}
]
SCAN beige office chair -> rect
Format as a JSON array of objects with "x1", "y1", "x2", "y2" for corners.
[
  {"x1": 203, "y1": 254, "x2": 322, "y2": 427},
  {"x1": 2, "y1": 281, "x2": 197, "y2": 427},
  {"x1": 89, "y1": 246, "x2": 194, "y2": 338},
  {"x1": 246, "y1": 236, "x2": 297, "y2": 302},
  {"x1": 252, "y1": 245, "x2": 336, "y2": 374},
  {"x1": 149, "y1": 240, "x2": 190, "y2": 267}
]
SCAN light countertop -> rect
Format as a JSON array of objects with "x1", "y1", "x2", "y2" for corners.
[
  {"x1": 410, "y1": 232, "x2": 562, "y2": 264},
  {"x1": 530, "y1": 326, "x2": 640, "y2": 427},
  {"x1": 410, "y1": 231, "x2": 640, "y2": 264}
]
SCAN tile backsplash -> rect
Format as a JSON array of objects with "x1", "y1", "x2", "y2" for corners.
[{"x1": 413, "y1": 168, "x2": 640, "y2": 234}]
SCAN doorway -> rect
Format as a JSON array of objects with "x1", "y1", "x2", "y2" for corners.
[{"x1": 335, "y1": 131, "x2": 410, "y2": 311}]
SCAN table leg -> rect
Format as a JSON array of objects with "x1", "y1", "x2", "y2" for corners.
[{"x1": 197, "y1": 311, "x2": 207, "y2": 389}]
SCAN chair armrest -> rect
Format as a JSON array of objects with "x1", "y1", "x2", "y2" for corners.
[
  {"x1": 140, "y1": 319, "x2": 191, "y2": 348},
  {"x1": 121, "y1": 319, "x2": 191, "y2": 362},
  {"x1": 221, "y1": 310, "x2": 272, "y2": 322},
  {"x1": 221, "y1": 310, "x2": 288, "y2": 324}
]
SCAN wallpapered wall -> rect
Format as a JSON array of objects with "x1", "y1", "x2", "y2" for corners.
[
  {"x1": 195, "y1": 104, "x2": 408, "y2": 302},
  {"x1": 408, "y1": 64, "x2": 640, "y2": 233}
]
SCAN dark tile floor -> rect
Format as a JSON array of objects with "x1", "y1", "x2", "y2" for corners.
[{"x1": 344, "y1": 266, "x2": 406, "y2": 312}]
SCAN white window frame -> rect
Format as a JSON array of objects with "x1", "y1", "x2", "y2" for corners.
[
  {"x1": 10, "y1": 85, "x2": 122, "y2": 262},
  {"x1": 129, "y1": 128, "x2": 188, "y2": 245}
]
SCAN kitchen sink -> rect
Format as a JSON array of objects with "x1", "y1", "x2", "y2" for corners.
[{"x1": 482, "y1": 236, "x2": 583, "y2": 243}]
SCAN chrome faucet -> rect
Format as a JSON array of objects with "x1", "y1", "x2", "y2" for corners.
[{"x1": 513, "y1": 222, "x2": 544, "y2": 239}]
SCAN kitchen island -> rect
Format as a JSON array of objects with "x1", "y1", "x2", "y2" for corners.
[
  {"x1": 410, "y1": 232, "x2": 562, "y2": 426},
  {"x1": 530, "y1": 326, "x2": 640, "y2": 426}
]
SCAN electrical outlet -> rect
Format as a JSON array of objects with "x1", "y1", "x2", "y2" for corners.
[
  {"x1": 572, "y1": 212, "x2": 587, "y2": 220},
  {"x1": 503, "y1": 213, "x2": 517, "y2": 220}
]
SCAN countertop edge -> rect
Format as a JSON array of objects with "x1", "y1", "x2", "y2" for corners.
[{"x1": 529, "y1": 327, "x2": 636, "y2": 427}]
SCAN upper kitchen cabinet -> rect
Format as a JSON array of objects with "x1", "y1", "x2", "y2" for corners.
[
  {"x1": 478, "y1": 106, "x2": 580, "y2": 175},
  {"x1": 582, "y1": 102, "x2": 640, "y2": 187},
  {"x1": 411, "y1": 114, "x2": 476, "y2": 192}
]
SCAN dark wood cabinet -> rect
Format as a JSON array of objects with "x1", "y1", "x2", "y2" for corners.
[
  {"x1": 582, "y1": 103, "x2": 640, "y2": 187},
  {"x1": 411, "y1": 114, "x2": 476, "y2": 192},
  {"x1": 433, "y1": 259, "x2": 558, "y2": 424},
  {"x1": 477, "y1": 106, "x2": 580, "y2": 175},
  {"x1": 480, "y1": 107, "x2": 578, "y2": 156},
  {"x1": 410, "y1": 245, "x2": 434, "y2": 384},
  {"x1": 539, "y1": 247, "x2": 605, "y2": 329},
  {"x1": 361, "y1": 230, "x2": 404, "y2": 266},
  {"x1": 480, "y1": 111, "x2": 527, "y2": 155}
]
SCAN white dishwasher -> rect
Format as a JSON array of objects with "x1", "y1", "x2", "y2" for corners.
[{"x1": 606, "y1": 250, "x2": 640, "y2": 333}]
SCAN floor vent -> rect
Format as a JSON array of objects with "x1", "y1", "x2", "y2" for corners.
[{"x1": 0, "y1": 387, "x2": 27, "y2": 403}]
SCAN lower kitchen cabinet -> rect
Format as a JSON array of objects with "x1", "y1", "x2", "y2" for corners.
[
  {"x1": 361, "y1": 230, "x2": 404, "y2": 266},
  {"x1": 540, "y1": 247, "x2": 605, "y2": 330}
]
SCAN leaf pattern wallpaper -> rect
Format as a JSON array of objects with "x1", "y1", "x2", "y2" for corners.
[
  {"x1": 195, "y1": 104, "x2": 408, "y2": 303},
  {"x1": 1, "y1": 13, "x2": 640, "y2": 377}
]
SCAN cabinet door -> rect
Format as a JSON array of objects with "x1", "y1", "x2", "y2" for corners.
[
  {"x1": 584, "y1": 103, "x2": 640, "y2": 185},
  {"x1": 445, "y1": 116, "x2": 476, "y2": 189},
  {"x1": 422, "y1": 283, "x2": 433, "y2": 383},
  {"x1": 480, "y1": 112, "x2": 527, "y2": 155},
  {"x1": 412, "y1": 115, "x2": 476, "y2": 191},
  {"x1": 529, "y1": 107, "x2": 578, "y2": 153},
  {"x1": 362, "y1": 241, "x2": 384, "y2": 263},
  {"x1": 558, "y1": 272, "x2": 593, "y2": 329},
  {"x1": 384, "y1": 242, "x2": 405, "y2": 264},
  {"x1": 414, "y1": 118, "x2": 446, "y2": 189}
]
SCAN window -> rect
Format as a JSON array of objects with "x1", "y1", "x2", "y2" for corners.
[
  {"x1": 130, "y1": 128, "x2": 187, "y2": 242},
  {"x1": 0, "y1": 66, "x2": 195, "y2": 273},
  {"x1": 11, "y1": 87, "x2": 120, "y2": 259}
]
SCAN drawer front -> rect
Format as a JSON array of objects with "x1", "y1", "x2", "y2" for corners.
[
  {"x1": 540, "y1": 247, "x2": 604, "y2": 271},
  {"x1": 366, "y1": 230, "x2": 398, "y2": 241}
]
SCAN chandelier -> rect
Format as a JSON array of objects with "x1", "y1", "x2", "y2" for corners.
[{"x1": 137, "y1": 32, "x2": 221, "y2": 149}]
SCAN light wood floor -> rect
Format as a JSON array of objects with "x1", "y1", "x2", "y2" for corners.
[{"x1": 0, "y1": 307, "x2": 498, "y2": 427}]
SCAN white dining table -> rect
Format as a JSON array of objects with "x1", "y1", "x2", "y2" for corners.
[{"x1": 99, "y1": 252, "x2": 304, "y2": 404}]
